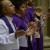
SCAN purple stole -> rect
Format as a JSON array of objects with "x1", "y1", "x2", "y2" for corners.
[{"x1": 1, "y1": 16, "x2": 15, "y2": 33}]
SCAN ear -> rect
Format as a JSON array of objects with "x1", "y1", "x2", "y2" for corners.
[{"x1": 3, "y1": 8, "x2": 7, "y2": 13}]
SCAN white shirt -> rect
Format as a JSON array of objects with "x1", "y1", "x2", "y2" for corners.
[
  {"x1": 35, "y1": 16, "x2": 45, "y2": 26},
  {"x1": 18, "y1": 35, "x2": 28, "y2": 47},
  {"x1": 0, "y1": 16, "x2": 19, "y2": 50}
]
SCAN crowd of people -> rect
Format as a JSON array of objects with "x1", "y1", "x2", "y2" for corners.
[{"x1": 0, "y1": 0, "x2": 47, "y2": 50}]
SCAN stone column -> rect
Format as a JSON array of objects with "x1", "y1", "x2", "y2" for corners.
[
  {"x1": 47, "y1": 0, "x2": 50, "y2": 37},
  {"x1": 33, "y1": 0, "x2": 38, "y2": 7},
  {"x1": 37, "y1": 0, "x2": 42, "y2": 6},
  {"x1": 41, "y1": 0, "x2": 48, "y2": 36},
  {"x1": 49, "y1": 0, "x2": 50, "y2": 8},
  {"x1": 33, "y1": 0, "x2": 42, "y2": 7}
]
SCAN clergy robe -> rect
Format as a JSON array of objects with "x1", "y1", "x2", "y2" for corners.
[
  {"x1": 13, "y1": 7, "x2": 36, "y2": 50},
  {"x1": 25, "y1": 7, "x2": 44, "y2": 50},
  {"x1": 25, "y1": 7, "x2": 37, "y2": 50},
  {"x1": 34, "y1": 15, "x2": 45, "y2": 50},
  {"x1": 13, "y1": 14, "x2": 28, "y2": 50},
  {"x1": 0, "y1": 16, "x2": 19, "y2": 50}
]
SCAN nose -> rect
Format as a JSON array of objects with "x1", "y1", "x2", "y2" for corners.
[
  {"x1": 13, "y1": 5, "x2": 15, "y2": 8},
  {"x1": 24, "y1": 7, "x2": 27, "y2": 11},
  {"x1": 25, "y1": 7, "x2": 26, "y2": 10}
]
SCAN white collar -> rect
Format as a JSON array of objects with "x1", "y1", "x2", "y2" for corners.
[{"x1": 5, "y1": 16, "x2": 13, "y2": 21}]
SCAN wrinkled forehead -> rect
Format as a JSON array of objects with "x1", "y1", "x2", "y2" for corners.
[{"x1": 1, "y1": 0, "x2": 12, "y2": 7}]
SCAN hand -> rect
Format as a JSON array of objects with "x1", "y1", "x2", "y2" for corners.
[
  {"x1": 35, "y1": 21, "x2": 41, "y2": 28},
  {"x1": 15, "y1": 30, "x2": 25, "y2": 38},
  {"x1": 25, "y1": 27, "x2": 35, "y2": 36},
  {"x1": 42, "y1": 14, "x2": 47, "y2": 20},
  {"x1": 27, "y1": 21, "x2": 35, "y2": 29}
]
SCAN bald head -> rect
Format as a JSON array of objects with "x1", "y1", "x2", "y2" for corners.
[
  {"x1": 0, "y1": 0, "x2": 15, "y2": 16},
  {"x1": 1, "y1": 0, "x2": 12, "y2": 7}
]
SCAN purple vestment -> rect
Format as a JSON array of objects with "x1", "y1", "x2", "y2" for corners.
[{"x1": 25, "y1": 7, "x2": 43, "y2": 50}]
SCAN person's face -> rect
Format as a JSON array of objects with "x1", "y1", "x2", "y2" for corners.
[
  {"x1": 2, "y1": 0, "x2": 15, "y2": 15},
  {"x1": 19, "y1": 3, "x2": 27, "y2": 16}
]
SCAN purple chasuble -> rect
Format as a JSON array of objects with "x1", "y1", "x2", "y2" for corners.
[
  {"x1": 24, "y1": 7, "x2": 37, "y2": 50},
  {"x1": 13, "y1": 14, "x2": 28, "y2": 30},
  {"x1": 25, "y1": 7, "x2": 43, "y2": 50},
  {"x1": 13, "y1": 14, "x2": 28, "y2": 50},
  {"x1": 25, "y1": 7, "x2": 35, "y2": 22}
]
